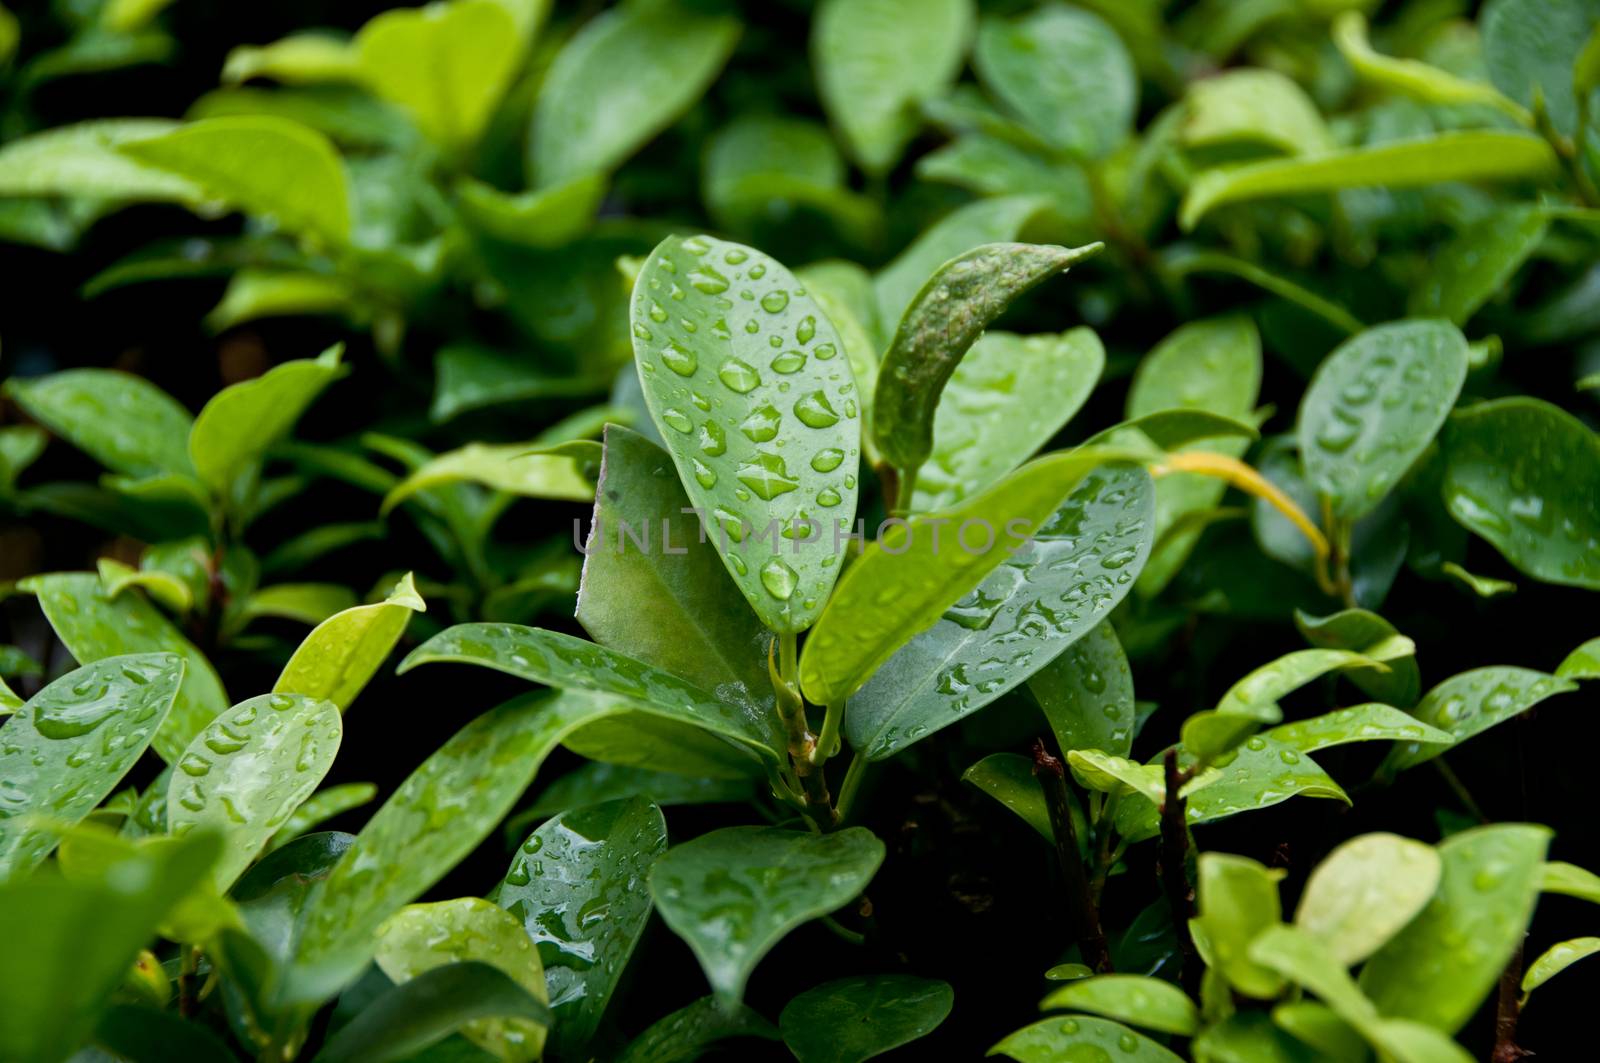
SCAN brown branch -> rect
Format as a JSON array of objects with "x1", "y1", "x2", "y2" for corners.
[
  {"x1": 1492, "y1": 938, "x2": 1529, "y2": 1063},
  {"x1": 1160, "y1": 748, "x2": 1202, "y2": 999},
  {"x1": 1032, "y1": 739, "x2": 1113, "y2": 973}
]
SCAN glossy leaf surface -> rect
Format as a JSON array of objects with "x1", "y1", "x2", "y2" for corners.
[
  {"x1": 1294, "y1": 833, "x2": 1442, "y2": 966},
  {"x1": 1522, "y1": 937, "x2": 1600, "y2": 1000},
  {"x1": 961, "y1": 752, "x2": 1050, "y2": 840},
  {"x1": 650, "y1": 826, "x2": 884, "y2": 1001},
  {"x1": 779, "y1": 975, "x2": 953, "y2": 1063},
  {"x1": 274, "y1": 573, "x2": 424, "y2": 712},
  {"x1": 991, "y1": 1016, "x2": 1183, "y2": 1063},
  {"x1": 1030, "y1": 619, "x2": 1136, "y2": 758},
  {"x1": 1039, "y1": 974, "x2": 1199, "y2": 1036},
  {"x1": 1194, "y1": 852, "x2": 1286, "y2": 999},
  {"x1": 1384, "y1": 667, "x2": 1576, "y2": 771},
  {"x1": 629, "y1": 233, "x2": 860, "y2": 633},
  {"x1": 5, "y1": 369, "x2": 193, "y2": 478},
  {"x1": 614, "y1": 995, "x2": 778, "y2": 1063}
]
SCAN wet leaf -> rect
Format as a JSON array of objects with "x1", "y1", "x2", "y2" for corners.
[
  {"x1": 802, "y1": 448, "x2": 1141, "y2": 709},
  {"x1": 316, "y1": 961, "x2": 553, "y2": 1063},
  {"x1": 628, "y1": 233, "x2": 860, "y2": 633},
  {"x1": 0, "y1": 654, "x2": 182, "y2": 878},
  {"x1": 0, "y1": 832, "x2": 218, "y2": 1063},
  {"x1": 1294, "y1": 833, "x2": 1442, "y2": 966},
  {"x1": 1195, "y1": 852, "x2": 1287, "y2": 999},
  {"x1": 1249, "y1": 925, "x2": 1379, "y2": 1038},
  {"x1": 0, "y1": 119, "x2": 201, "y2": 202},
  {"x1": 962, "y1": 752, "x2": 1051, "y2": 840},
  {"x1": 20, "y1": 572, "x2": 228, "y2": 762},
  {"x1": 166, "y1": 692, "x2": 342, "y2": 890},
  {"x1": 650, "y1": 826, "x2": 884, "y2": 1001},
  {"x1": 1264, "y1": 704, "x2": 1452, "y2": 756},
  {"x1": 355, "y1": 0, "x2": 521, "y2": 155},
  {"x1": 1557, "y1": 637, "x2": 1600, "y2": 680},
  {"x1": 455, "y1": 173, "x2": 607, "y2": 249},
  {"x1": 973, "y1": 4, "x2": 1135, "y2": 160},
  {"x1": 381, "y1": 442, "x2": 595, "y2": 512},
  {"x1": 780, "y1": 975, "x2": 953, "y2": 1063},
  {"x1": 1181, "y1": 69, "x2": 1332, "y2": 156},
  {"x1": 1522, "y1": 937, "x2": 1600, "y2": 1001},
  {"x1": 1039, "y1": 974, "x2": 1198, "y2": 1036},
  {"x1": 613, "y1": 995, "x2": 778, "y2": 1063},
  {"x1": 873, "y1": 242, "x2": 1101, "y2": 476},
  {"x1": 121, "y1": 116, "x2": 351, "y2": 245},
  {"x1": 1384, "y1": 666, "x2": 1576, "y2": 772},
  {"x1": 221, "y1": 32, "x2": 360, "y2": 85},
  {"x1": 1295, "y1": 608, "x2": 1420, "y2": 707},
  {"x1": 269, "y1": 783, "x2": 376, "y2": 849},
  {"x1": 497, "y1": 796, "x2": 666, "y2": 1057},
  {"x1": 1483, "y1": 0, "x2": 1600, "y2": 136},
  {"x1": 190, "y1": 343, "x2": 345, "y2": 503},
  {"x1": 5, "y1": 369, "x2": 194, "y2": 479},
  {"x1": 274, "y1": 573, "x2": 424, "y2": 712},
  {"x1": 1299, "y1": 319, "x2": 1469, "y2": 521},
  {"x1": 1181, "y1": 131, "x2": 1558, "y2": 230},
  {"x1": 845, "y1": 463, "x2": 1152, "y2": 759},
  {"x1": 532, "y1": 1, "x2": 739, "y2": 186},
  {"x1": 1409, "y1": 205, "x2": 1549, "y2": 325},
  {"x1": 912, "y1": 328, "x2": 1103, "y2": 512},
  {"x1": 400, "y1": 622, "x2": 782, "y2": 764},
  {"x1": 512, "y1": 762, "x2": 751, "y2": 827},
  {"x1": 575, "y1": 425, "x2": 768, "y2": 702},
  {"x1": 374, "y1": 898, "x2": 548, "y2": 1062},
  {"x1": 1359, "y1": 824, "x2": 1551, "y2": 1033},
  {"x1": 990, "y1": 1016, "x2": 1184, "y2": 1063},
  {"x1": 812, "y1": 0, "x2": 973, "y2": 175},
  {"x1": 1441, "y1": 397, "x2": 1600, "y2": 589},
  {"x1": 1031, "y1": 619, "x2": 1136, "y2": 758}
]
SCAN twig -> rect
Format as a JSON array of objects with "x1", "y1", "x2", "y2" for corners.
[
  {"x1": 1032, "y1": 739, "x2": 1113, "y2": 974},
  {"x1": 1492, "y1": 938, "x2": 1529, "y2": 1063},
  {"x1": 1160, "y1": 749, "x2": 1201, "y2": 999}
]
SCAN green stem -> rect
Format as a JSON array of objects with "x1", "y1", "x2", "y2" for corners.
[
  {"x1": 836, "y1": 753, "x2": 868, "y2": 823},
  {"x1": 811, "y1": 700, "x2": 844, "y2": 766},
  {"x1": 1434, "y1": 758, "x2": 1489, "y2": 823},
  {"x1": 891, "y1": 464, "x2": 919, "y2": 518}
]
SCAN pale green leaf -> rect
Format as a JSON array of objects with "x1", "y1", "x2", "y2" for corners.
[
  {"x1": 991, "y1": 1016, "x2": 1183, "y2": 1062},
  {"x1": 1294, "y1": 833, "x2": 1442, "y2": 966},
  {"x1": 273, "y1": 573, "x2": 424, "y2": 712},
  {"x1": 1522, "y1": 937, "x2": 1600, "y2": 1001},
  {"x1": 1039, "y1": 974, "x2": 1199, "y2": 1036},
  {"x1": 0, "y1": 119, "x2": 201, "y2": 202},
  {"x1": 1182, "y1": 69, "x2": 1333, "y2": 155},
  {"x1": 1383, "y1": 666, "x2": 1576, "y2": 772}
]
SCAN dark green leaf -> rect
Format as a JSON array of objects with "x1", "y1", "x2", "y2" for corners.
[
  {"x1": 613, "y1": 995, "x2": 779, "y2": 1063},
  {"x1": 961, "y1": 752, "x2": 1051, "y2": 840},
  {"x1": 1030, "y1": 620, "x2": 1136, "y2": 758},
  {"x1": 991, "y1": 1016, "x2": 1184, "y2": 1062},
  {"x1": 1483, "y1": 0, "x2": 1600, "y2": 136},
  {"x1": 779, "y1": 975, "x2": 953, "y2": 1063}
]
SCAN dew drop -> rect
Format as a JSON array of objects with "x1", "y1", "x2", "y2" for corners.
[
  {"x1": 794, "y1": 391, "x2": 840, "y2": 428},
  {"x1": 661, "y1": 408, "x2": 693, "y2": 434},
  {"x1": 771, "y1": 350, "x2": 807, "y2": 374},
  {"x1": 698, "y1": 420, "x2": 727, "y2": 456},
  {"x1": 760, "y1": 558, "x2": 798, "y2": 600},
  {"x1": 660, "y1": 340, "x2": 697, "y2": 376},
  {"x1": 717, "y1": 358, "x2": 761, "y2": 393},
  {"x1": 811, "y1": 448, "x2": 845, "y2": 472},
  {"x1": 760, "y1": 290, "x2": 789, "y2": 313},
  {"x1": 796, "y1": 316, "x2": 815, "y2": 344},
  {"x1": 739, "y1": 404, "x2": 782, "y2": 443}
]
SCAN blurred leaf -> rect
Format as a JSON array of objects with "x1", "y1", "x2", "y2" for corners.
[
  {"x1": 990, "y1": 1016, "x2": 1183, "y2": 1062},
  {"x1": 1294, "y1": 833, "x2": 1442, "y2": 966},
  {"x1": 1482, "y1": 0, "x2": 1600, "y2": 136},
  {"x1": 1039, "y1": 974, "x2": 1199, "y2": 1036},
  {"x1": 456, "y1": 172, "x2": 606, "y2": 248},
  {"x1": 1522, "y1": 937, "x2": 1600, "y2": 1001},
  {"x1": 1557, "y1": 636, "x2": 1600, "y2": 679},
  {"x1": 1182, "y1": 69, "x2": 1333, "y2": 156},
  {"x1": 383, "y1": 443, "x2": 594, "y2": 512},
  {"x1": 6, "y1": 369, "x2": 194, "y2": 479},
  {"x1": 1195, "y1": 852, "x2": 1286, "y2": 999},
  {"x1": 269, "y1": 783, "x2": 377, "y2": 849},
  {"x1": 1410, "y1": 205, "x2": 1549, "y2": 324},
  {"x1": 614, "y1": 995, "x2": 779, "y2": 1063},
  {"x1": 223, "y1": 32, "x2": 361, "y2": 85},
  {"x1": 1334, "y1": 12, "x2": 1529, "y2": 121},
  {"x1": 779, "y1": 975, "x2": 953, "y2": 1063},
  {"x1": 0, "y1": 119, "x2": 201, "y2": 202}
]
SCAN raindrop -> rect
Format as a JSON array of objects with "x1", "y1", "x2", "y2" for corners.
[
  {"x1": 811, "y1": 448, "x2": 845, "y2": 472},
  {"x1": 771, "y1": 350, "x2": 807, "y2": 374},
  {"x1": 760, "y1": 558, "x2": 798, "y2": 600},
  {"x1": 760, "y1": 290, "x2": 789, "y2": 313},
  {"x1": 739, "y1": 404, "x2": 782, "y2": 443},
  {"x1": 794, "y1": 392, "x2": 840, "y2": 429},
  {"x1": 661, "y1": 340, "x2": 697, "y2": 376},
  {"x1": 661, "y1": 408, "x2": 693, "y2": 434},
  {"x1": 717, "y1": 358, "x2": 761, "y2": 393}
]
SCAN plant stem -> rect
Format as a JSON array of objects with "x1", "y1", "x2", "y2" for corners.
[
  {"x1": 811, "y1": 701, "x2": 844, "y2": 766},
  {"x1": 768, "y1": 632, "x2": 835, "y2": 825},
  {"x1": 891, "y1": 464, "x2": 918, "y2": 518},
  {"x1": 836, "y1": 753, "x2": 868, "y2": 822},
  {"x1": 1433, "y1": 758, "x2": 1488, "y2": 823},
  {"x1": 1492, "y1": 938, "x2": 1529, "y2": 1063},
  {"x1": 1160, "y1": 749, "x2": 1201, "y2": 998},
  {"x1": 178, "y1": 945, "x2": 200, "y2": 1018},
  {"x1": 1032, "y1": 739, "x2": 1114, "y2": 974}
]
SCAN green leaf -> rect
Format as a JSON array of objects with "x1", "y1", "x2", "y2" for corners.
[
  {"x1": 614, "y1": 995, "x2": 779, "y2": 1063},
  {"x1": 5, "y1": 369, "x2": 194, "y2": 479},
  {"x1": 973, "y1": 4, "x2": 1135, "y2": 160},
  {"x1": 497, "y1": 797, "x2": 665, "y2": 1057},
  {"x1": 1039, "y1": 974, "x2": 1199, "y2": 1037},
  {"x1": 575, "y1": 425, "x2": 768, "y2": 701},
  {"x1": 0, "y1": 119, "x2": 202, "y2": 202},
  {"x1": 1296, "y1": 608, "x2": 1420, "y2": 707},
  {"x1": 1409, "y1": 206, "x2": 1549, "y2": 325},
  {"x1": 1294, "y1": 833, "x2": 1442, "y2": 967},
  {"x1": 269, "y1": 783, "x2": 376, "y2": 849},
  {"x1": 511, "y1": 762, "x2": 750, "y2": 827},
  {"x1": 1440, "y1": 562, "x2": 1517, "y2": 598},
  {"x1": 1483, "y1": 0, "x2": 1600, "y2": 137},
  {"x1": 0, "y1": 832, "x2": 218, "y2": 1063},
  {"x1": 532, "y1": 1, "x2": 739, "y2": 186},
  {"x1": 1181, "y1": 69, "x2": 1333, "y2": 156},
  {"x1": 1543, "y1": 860, "x2": 1600, "y2": 903},
  {"x1": 1195, "y1": 1010, "x2": 1337, "y2": 1063},
  {"x1": 1124, "y1": 314, "x2": 1261, "y2": 595},
  {"x1": 1067, "y1": 749, "x2": 1170, "y2": 807},
  {"x1": 559, "y1": 710, "x2": 762, "y2": 780},
  {"x1": 166, "y1": 692, "x2": 342, "y2": 890},
  {"x1": 1195, "y1": 852, "x2": 1287, "y2": 999},
  {"x1": 1084, "y1": 409, "x2": 1261, "y2": 453},
  {"x1": 374, "y1": 898, "x2": 548, "y2": 1062},
  {"x1": 961, "y1": 752, "x2": 1051, "y2": 840},
  {"x1": 430, "y1": 344, "x2": 606, "y2": 423},
  {"x1": 650, "y1": 826, "x2": 885, "y2": 1001},
  {"x1": 812, "y1": 0, "x2": 973, "y2": 175},
  {"x1": 91, "y1": 1003, "x2": 235, "y2": 1063},
  {"x1": 1359, "y1": 824, "x2": 1551, "y2": 1033},
  {"x1": 911, "y1": 328, "x2": 1105, "y2": 512},
  {"x1": 315, "y1": 961, "x2": 553, "y2": 1063},
  {"x1": 232, "y1": 583, "x2": 360, "y2": 633},
  {"x1": 1383, "y1": 666, "x2": 1576, "y2": 772},
  {"x1": 1441, "y1": 397, "x2": 1600, "y2": 589},
  {"x1": 291, "y1": 692, "x2": 602, "y2": 997},
  {"x1": 456, "y1": 173, "x2": 608, "y2": 249},
  {"x1": 355, "y1": 0, "x2": 521, "y2": 155},
  {"x1": 382, "y1": 442, "x2": 596, "y2": 512},
  {"x1": 222, "y1": 32, "x2": 361, "y2": 85},
  {"x1": 274, "y1": 573, "x2": 424, "y2": 712},
  {"x1": 0, "y1": 654, "x2": 182, "y2": 879},
  {"x1": 1031, "y1": 620, "x2": 1136, "y2": 758},
  {"x1": 99, "y1": 557, "x2": 193, "y2": 615},
  {"x1": 780, "y1": 975, "x2": 953, "y2": 1063},
  {"x1": 801, "y1": 448, "x2": 1140, "y2": 708},
  {"x1": 204, "y1": 269, "x2": 355, "y2": 332},
  {"x1": 845, "y1": 464, "x2": 1152, "y2": 759},
  {"x1": 1248, "y1": 925, "x2": 1378, "y2": 1034},
  {"x1": 400, "y1": 622, "x2": 783, "y2": 765},
  {"x1": 20, "y1": 573, "x2": 227, "y2": 763},
  {"x1": 191, "y1": 343, "x2": 345, "y2": 503},
  {"x1": 120, "y1": 116, "x2": 351, "y2": 245},
  {"x1": 990, "y1": 1016, "x2": 1184, "y2": 1063},
  {"x1": 915, "y1": 136, "x2": 1095, "y2": 234},
  {"x1": 873, "y1": 242, "x2": 1101, "y2": 476},
  {"x1": 1180, "y1": 131, "x2": 1558, "y2": 230},
  {"x1": 628, "y1": 233, "x2": 860, "y2": 634},
  {"x1": 873, "y1": 195, "x2": 1050, "y2": 331},
  {"x1": 703, "y1": 115, "x2": 878, "y2": 242},
  {"x1": 1558, "y1": 637, "x2": 1600, "y2": 679},
  {"x1": 1333, "y1": 12, "x2": 1530, "y2": 122},
  {"x1": 1264, "y1": 704, "x2": 1452, "y2": 756},
  {"x1": 1522, "y1": 937, "x2": 1600, "y2": 1001},
  {"x1": 1162, "y1": 248, "x2": 1365, "y2": 336},
  {"x1": 1299, "y1": 319, "x2": 1469, "y2": 521}
]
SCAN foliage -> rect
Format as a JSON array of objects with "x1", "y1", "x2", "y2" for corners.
[{"x1": 1, "y1": 0, "x2": 1599, "y2": 1059}]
